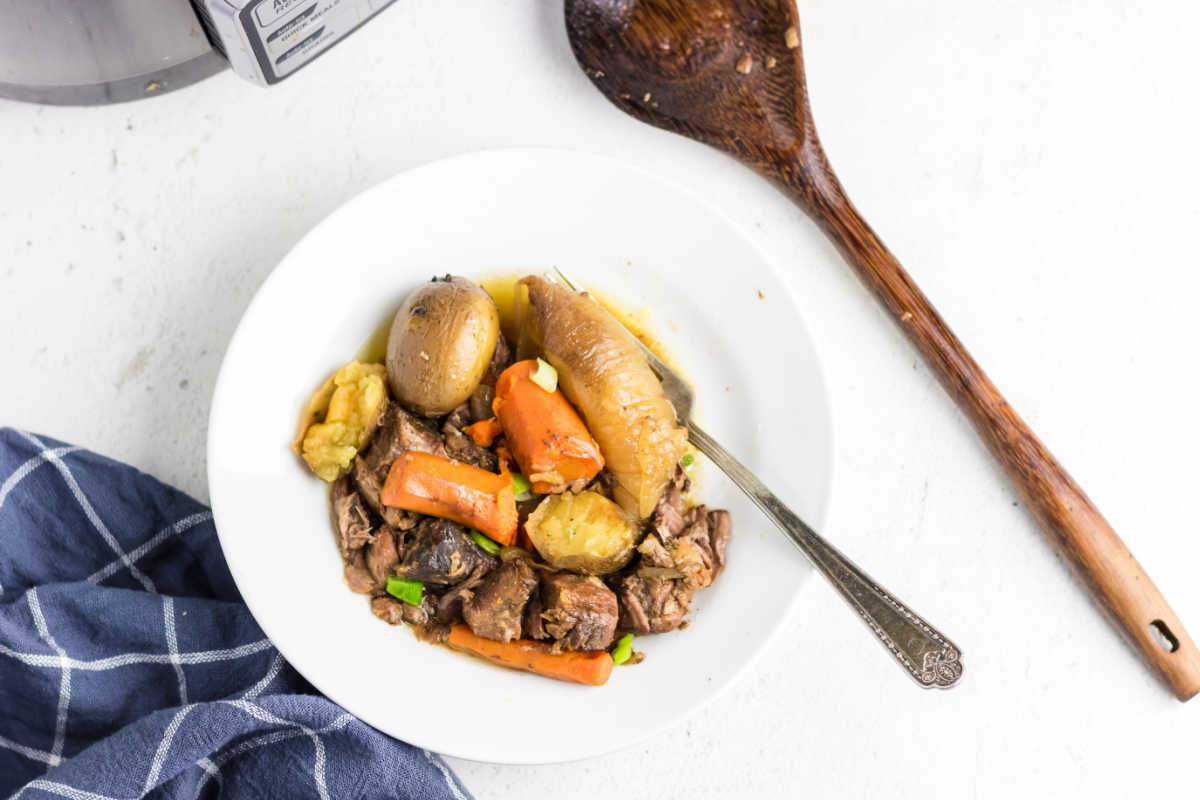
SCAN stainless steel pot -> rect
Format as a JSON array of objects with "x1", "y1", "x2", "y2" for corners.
[{"x1": 0, "y1": 0, "x2": 396, "y2": 105}]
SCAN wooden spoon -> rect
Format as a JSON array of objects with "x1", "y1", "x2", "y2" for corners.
[{"x1": 565, "y1": 0, "x2": 1200, "y2": 700}]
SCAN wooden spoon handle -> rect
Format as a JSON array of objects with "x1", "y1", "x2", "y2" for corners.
[{"x1": 775, "y1": 161, "x2": 1200, "y2": 700}]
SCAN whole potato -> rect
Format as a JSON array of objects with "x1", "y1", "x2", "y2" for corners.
[{"x1": 387, "y1": 276, "x2": 500, "y2": 417}]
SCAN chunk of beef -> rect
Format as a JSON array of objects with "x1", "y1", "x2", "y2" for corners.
[
  {"x1": 355, "y1": 403, "x2": 446, "y2": 528},
  {"x1": 672, "y1": 507, "x2": 715, "y2": 589},
  {"x1": 468, "y1": 383, "x2": 495, "y2": 423},
  {"x1": 650, "y1": 466, "x2": 690, "y2": 542},
  {"x1": 395, "y1": 518, "x2": 497, "y2": 585},
  {"x1": 365, "y1": 528, "x2": 401, "y2": 586},
  {"x1": 343, "y1": 549, "x2": 378, "y2": 595},
  {"x1": 444, "y1": 403, "x2": 472, "y2": 430},
  {"x1": 540, "y1": 573, "x2": 619, "y2": 651},
  {"x1": 615, "y1": 503, "x2": 731, "y2": 633},
  {"x1": 371, "y1": 596, "x2": 405, "y2": 625},
  {"x1": 463, "y1": 560, "x2": 539, "y2": 642},
  {"x1": 408, "y1": 594, "x2": 437, "y2": 626},
  {"x1": 331, "y1": 475, "x2": 374, "y2": 558},
  {"x1": 668, "y1": 505, "x2": 734, "y2": 590},
  {"x1": 443, "y1": 430, "x2": 499, "y2": 471},
  {"x1": 352, "y1": 457, "x2": 419, "y2": 530},
  {"x1": 483, "y1": 331, "x2": 513, "y2": 385},
  {"x1": 434, "y1": 566, "x2": 489, "y2": 624},
  {"x1": 523, "y1": 585, "x2": 547, "y2": 640},
  {"x1": 441, "y1": 404, "x2": 499, "y2": 471},
  {"x1": 636, "y1": 533, "x2": 674, "y2": 568},
  {"x1": 616, "y1": 574, "x2": 693, "y2": 634},
  {"x1": 412, "y1": 623, "x2": 450, "y2": 645},
  {"x1": 371, "y1": 593, "x2": 438, "y2": 628},
  {"x1": 707, "y1": 509, "x2": 731, "y2": 582},
  {"x1": 669, "y1": 536, "x2": 711, "y2": 591},
  {"x1": 370, "y1": 402, "x2": 448, "y2": 461}
]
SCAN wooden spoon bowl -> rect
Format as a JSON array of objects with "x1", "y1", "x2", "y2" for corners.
[
  {"x1": 566, "y1": 0, "x2": 1200, "y2": 700},
  {"x1": 566, "y1": 0, "x2": 826, "y2": 193}
]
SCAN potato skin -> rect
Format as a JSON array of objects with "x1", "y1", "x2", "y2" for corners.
[
  {"x1": 515, "y1": 276, "x2": 688, "y2": 518},
  {"x1": 387, "y1": 276, "x2": 500, "y2": 417},
  {"x1": 524, "y1": 491, "x2": 639, "y2": 575}
]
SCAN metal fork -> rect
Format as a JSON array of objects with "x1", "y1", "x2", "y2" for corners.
[{"x1": 548, "y1": 268, "x2": 963, "y2": 688}]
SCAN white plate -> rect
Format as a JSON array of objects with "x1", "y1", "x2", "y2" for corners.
[{"x1": 208, "y1": 148, "x2": 834, "y2": 764}]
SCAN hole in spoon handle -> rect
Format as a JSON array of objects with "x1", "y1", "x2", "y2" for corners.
[{"x1": 1151, "y1": 620, "x2": 1181, "y2": 654}]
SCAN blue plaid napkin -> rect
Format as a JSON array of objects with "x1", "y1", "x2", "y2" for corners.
[{"x1": 0, "y1": 429, "x2": 472, "y2": 800}]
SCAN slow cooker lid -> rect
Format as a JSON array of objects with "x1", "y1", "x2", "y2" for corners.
[{"x1": 0, "y1": 0, "x2": 225, "y2": 104}]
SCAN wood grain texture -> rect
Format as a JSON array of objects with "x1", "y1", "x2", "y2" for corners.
[{"x1": 566, "y1": 0, "x2": 1200, "y2": 699}]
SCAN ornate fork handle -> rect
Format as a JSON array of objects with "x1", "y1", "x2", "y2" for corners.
[{"x1": 687, "y1": 423, "x2": 963, "y2": 688}]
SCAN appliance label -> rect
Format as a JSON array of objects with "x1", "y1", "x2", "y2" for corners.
[
  {"x1": 241, "y1": 0, "x2": 396, "y2": 83},
  {"x1": 254, "y1": 0, "x2": 310, "y2": 27}
]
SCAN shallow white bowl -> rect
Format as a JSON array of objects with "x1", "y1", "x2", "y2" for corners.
[{"x1": 208, "y1": 148, "x2": 834, "y2": 764}]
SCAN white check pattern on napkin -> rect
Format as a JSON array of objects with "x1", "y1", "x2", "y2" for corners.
[{"x1": 0, "y1": 429, "x2": 471, "y2": 800}]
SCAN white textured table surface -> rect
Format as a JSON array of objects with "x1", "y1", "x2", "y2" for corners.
[{"x1": 3, "y1": 2, "x2": 1198, "y2": 797}]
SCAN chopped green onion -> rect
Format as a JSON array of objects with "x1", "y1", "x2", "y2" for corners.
[
  {"x1": 511, "y1": 473, "x2": 535, "y2": 502},
  {"x1": 470, "y1": 529, "x2": 502, "y2": 556},
  {"x1": 530, "y1": 357, "x2": 558, "y2": 393},
  {"x1": 386, "y1": 577, "x2": 423, "y2": 606},
  {"x1": 680, "y1": 453, "x2": 695, "y2": 469},
  {"x1": 611, "y1": 633, "x2": 634, "y2": 665}
]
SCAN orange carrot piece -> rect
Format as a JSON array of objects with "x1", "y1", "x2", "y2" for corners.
[
  {"x1": 495, "y1": 445, "x2": 518, "y2": 475},
  {"x1": 381, "y1": 452, "x2": 517, "y2": 545},
  {"x1": 446, "y1": 625, "x2": 613, "y2": 686},
  {"x1": 493, "y1": 360, "x2": 604, "y2": 494},
  {"x1": 463, "y1": 417, "x2": 503, "y2": 448}
]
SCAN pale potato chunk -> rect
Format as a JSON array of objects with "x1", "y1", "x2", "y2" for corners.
[
  {"x1": 296, "y1": 361, "x2": 388, "y2": 481},
  {"x1": 525, "y1": 490, "x2": 639, "y2": 575}
]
